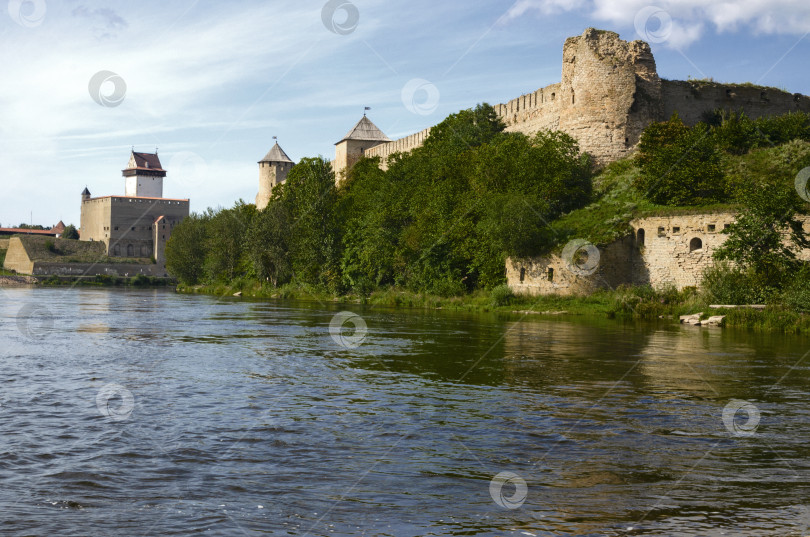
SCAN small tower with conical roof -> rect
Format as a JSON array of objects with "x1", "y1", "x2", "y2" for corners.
[
  {"x1": 256, "y1": 141, "x2": 294, "y2": 211},
  {"x1": 334, "y1": 115, "x2": 391, "y2": 183},
  {"x1": 81, "y1": 186, "x2": 91, "y2": 202}
]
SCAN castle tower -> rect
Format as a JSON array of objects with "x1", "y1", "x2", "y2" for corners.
[
  {"x1": 123, "y1": 150, "x2": 166, "y2": 198},
  {"x1": 333, "y1": 116, "x2": 391, "y2": 183},
  {"x1": 557, "y1": 28, "x2": 662, "y2": 162},
  {"x1": 81, "y1": 187, "x2": 91, "y2": 202},
  {"x1": 255, "y1": 141, "x2": 294, "y2": 211}
]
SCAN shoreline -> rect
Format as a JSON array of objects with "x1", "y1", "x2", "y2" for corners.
[
  {"x1": 176, "y1": 282, "x2": 810, "y2": 335},
  {"x1": 0, "y1": 273, "x2": 171, "y2": 288},
  {"x1": 0, "y1": 274, "x2": 38, "y2": 286}
]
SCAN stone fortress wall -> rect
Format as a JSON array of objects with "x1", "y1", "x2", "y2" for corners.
[
  {"x1": 364, "y1": 127, "x2": 431, "y2": 166},
  {"x1": 362, "y1": 28, "x2": 810, "y2": 168},
  {"x1": 80, "y1": 196, "x2": 189, "y2": 260},
  {"x1": 508, "y1": 213, "x2": 810, "y2": 296}
]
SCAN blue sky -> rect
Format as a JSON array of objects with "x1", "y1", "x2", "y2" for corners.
[{"x1": 1, "y1": 0, "x2": 809, "y2": 227}]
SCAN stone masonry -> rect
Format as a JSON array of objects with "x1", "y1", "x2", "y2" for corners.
[
  {"x1": 507, "y1": 213, "x2": 810, "y2": 295},
  {"x1": 358, "y1": 28, "x2": 810, "y2": 170}
]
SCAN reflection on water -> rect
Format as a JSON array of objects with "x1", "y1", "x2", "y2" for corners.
[{"x1": 0, "y1": 288, "x2": 809, "y2": 536}]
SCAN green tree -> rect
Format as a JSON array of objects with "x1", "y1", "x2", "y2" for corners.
[
  {"x1": 165, "y1": 213, "x2": 209, "y2": 284},
  {"x1": 204, "y1": 202, "x2": 256, "y2": 282},
  {"x1": 279, "y1": 157, "x2": 342, "y2": 289},
  {"x1": 248, "y1": 201, "x2": 292, "y2": 287},
  {"x1": 635, "y1": 113, "x2": 726, "y2": 205},
  {"x1": 715, "y1": 162, "x2": 810, "y2": 292},
  {"x1": 341, "y1": 106, "x2": 591, "y2": 294},
  {"x1": 61, "y1": 224, "x2": 79, "y2": 240}
]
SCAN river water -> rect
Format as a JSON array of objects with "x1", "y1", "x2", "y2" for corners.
[{"x1": 1, "y1": 287, "x2": 809, "y2": 536}]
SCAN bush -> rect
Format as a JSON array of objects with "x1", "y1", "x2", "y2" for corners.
[
  {"x1": 608, "y1": 285, "x2": 667, "y2": 318},
  {"x1": 61, "y1": 224, "x2": 80, "y2": 240},
  {"x1": 131, "y1": 274, "x2": 150, "y2": 286},
  {"x1": 701, "y1": 262, "x2": 778, "y2": 305},
  {"x1": 781, "y1": 267, "x2": 810, "y2": 312},
  {"x1": 490, "y1": 284, "x2": 514, "y2": 307}
]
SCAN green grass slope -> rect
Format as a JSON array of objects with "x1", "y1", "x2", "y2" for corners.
[{"x1": 544, "y1": 139, "x2": 810, "y2": 252}]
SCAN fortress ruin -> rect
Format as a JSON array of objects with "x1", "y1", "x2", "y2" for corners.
[
  {"x1": 258, "y1": 28, "x2": 809, "y2": 192},
  {"x1": 251, "y1": 28, "x2": 810, "y2": 296},
  {"x1": 359, "y1": 28, "x2": 810, "y2": 170}
]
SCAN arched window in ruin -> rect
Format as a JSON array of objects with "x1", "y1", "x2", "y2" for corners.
[
  {"x1": 689, "y1": 237, "x2": 703, "y2": 252},
  {"x1": 126, "y1": 244, "x2": 134, "y2": 257},
  {"x1": 547, "y1": 267, "x2": 554, "y2": 282},
  {"x1": 637, "y1": 229, "x2": 645, "y2": 246},
  {"x1": 519, "y1": 267, "x2": 526, "y2": 283},
  {"x1": 551, "y1": 92, "x2": 556, "y2": 101}
]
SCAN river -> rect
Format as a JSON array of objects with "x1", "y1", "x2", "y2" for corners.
[{"x1": 1, "y1": 287, "x2": 809, "y2": 536}]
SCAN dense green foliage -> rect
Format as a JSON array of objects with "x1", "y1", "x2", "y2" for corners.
[
  {"x1": 634, "y1": 110, "x2": 810, "y2": 206},
  {"x1": 164, "y1": 212, "x2": 210, "y2": 284},
  {"x1": 702, "y1": 139, "x2": 810, "y2": 304},
  {"x1": 62, "y1": 224, "x2": 79, "y2": 240},
  {"x1": 167, "y1": 104, "x2": 592, "y2": 294},
  {"x1": 165, "y1": 104, "x2": 810, "y2": 320},
  {"x1": 635, "y1": 113, "x2": 726, "y2": 205}
]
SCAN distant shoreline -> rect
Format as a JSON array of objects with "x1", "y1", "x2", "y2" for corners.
[
  {"x1": 0, "y1": 274, "x2": 38, "y2": 286},
  {"x1": 0, "y1": 273, "x2": 171, "y2": 288}
]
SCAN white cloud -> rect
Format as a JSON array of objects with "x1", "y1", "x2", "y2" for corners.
[
  {"x1": 504, "y1": 0, "x2": 588, "y2": 21},
  {"x1": 503, "y1": 0, "x2": 810, "y2": 47}
]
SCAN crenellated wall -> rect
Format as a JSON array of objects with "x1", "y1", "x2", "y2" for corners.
[
  {"x1": 357, "y1": 28, "x2": 809, "y2": 169},
  {"x1": 364, "y1": 127, "x2": 432, "y2": 170}
]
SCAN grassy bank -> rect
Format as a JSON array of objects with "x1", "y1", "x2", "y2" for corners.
[{"x1": 176, "y1": 281, "x2": 810, "y2": 334}]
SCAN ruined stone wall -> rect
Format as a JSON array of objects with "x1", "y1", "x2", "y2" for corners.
[
  {"x1": 507, "y1": 212, "x2": 810, "y2": 295},
  {"x1": 661, "y1": 81, "x2": 810, "y2": 125},
  {"x1": 357, "y1": 28, "x2": 809, "y2": 170},
  {"x1": 507, "y1": 236, "x2": 636, "y2": 296},
  {"x1": 631, "y1": 212, "x2": 737, "y2": 289}
]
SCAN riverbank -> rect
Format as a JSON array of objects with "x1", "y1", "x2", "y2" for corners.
[
  {"x1": 177, "y1": 281, "x2": 810, "y2": 335},
  {"x1": 0, "y1": 272, "x2": 172, "y2": 288},
  {"x1": 0, "y1": 274, "x2": 38, "y2": 286}
]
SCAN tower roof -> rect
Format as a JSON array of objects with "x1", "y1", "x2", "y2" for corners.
[
  {"x1": 123, "y1": 150, "x2": 166, "y2": 178},
  {"x1": 336, "y1": 116, "x2": 391, "y2": 145},
  {"x1": 81, "y1": 187, "x2": 91, "y2": 196},
  {"x1": 129, "y1": 151, "x2": 164, "y2": 171},
  {"x1": 259, "y1": 142, "x2": 293, "y2": 164}
]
